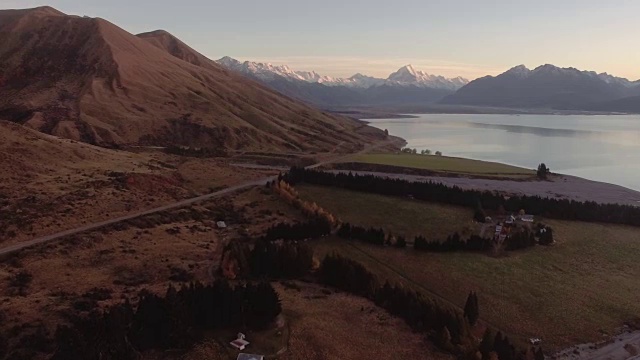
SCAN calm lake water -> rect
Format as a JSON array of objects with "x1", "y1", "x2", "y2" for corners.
[{"x1": 366, "y1": 114, "x2": 640, "y2": 191}]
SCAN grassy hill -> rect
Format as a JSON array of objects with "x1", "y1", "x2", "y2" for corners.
[{"x1": 0, "y1": 7, "x2": 386, "y2": 152}]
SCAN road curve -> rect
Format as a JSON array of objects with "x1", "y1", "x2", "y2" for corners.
[{"x1": 1, "y1": 139, "x2": 396, "y2": 256}]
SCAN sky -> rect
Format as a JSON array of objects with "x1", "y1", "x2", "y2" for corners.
[{"x1": 2, "y1": 0, "x2": 640, "y2": 80}]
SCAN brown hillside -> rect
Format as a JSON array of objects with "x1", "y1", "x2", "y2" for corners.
[{"x1": 0, "y1": 7, "x2": 385, "y2": 152}]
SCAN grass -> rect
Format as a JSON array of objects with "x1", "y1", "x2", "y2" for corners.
[
  {"x1": 349, "y1": 153, "x2": 535, "y2": 177},
  {"x1": 297, "y1": 184, "x2": 475, "y2": 239},
  {"x1": 304, "y1": 185, "x2": 640, "y2": 350}
]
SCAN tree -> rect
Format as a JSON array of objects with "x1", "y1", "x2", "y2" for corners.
[
  {"x1": 437, "y1": 326, "x2": 454, "y2": 351},
  {"x1": 537, "y1": 163, "x2": 550, "y2": 179},
  {"x1": 435, "y1": 151, "x2": 443, "y2": 156},
  {"x1": 463, "y1": 292, "x2": 480, "y2": 326},
  {"x1": 534, "y1": 347, "x2": 545, "y2": 360},
  {"x1": 479, "y1": 328, "x2": 495, "y2": 359}
]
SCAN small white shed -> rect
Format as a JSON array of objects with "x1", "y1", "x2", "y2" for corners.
[{"x1": 230, "y1": 333, "x2": 249, "y2": 351}]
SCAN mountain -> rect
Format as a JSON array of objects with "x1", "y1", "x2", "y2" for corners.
[
  {"x1": 215, "y1": 57, "x2": 468, "y2": 108},
  {"x1": 442, "y1": 64, "x2": 640, "y2": 111},
  {"x1": 386, "y1": 65, "x2": 468, "y2": 90},
  {"x1": 0, "y1": 7, "x2": 386, "y2": 152},
  {"x1": 215, "y1": 57, "x2": 468, "y2": 90}
]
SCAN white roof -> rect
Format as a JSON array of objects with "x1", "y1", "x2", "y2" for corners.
[{"x1": 230, "y1": 338, "x2": 249, "y2": 350}]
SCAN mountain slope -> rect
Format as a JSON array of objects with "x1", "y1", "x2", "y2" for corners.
[
  {"x1": 0, "y1": 7, "x2": 385, "y2": 152},
  {"x1": 442, "y1": 64, "x2": 640, "y2": 110}
]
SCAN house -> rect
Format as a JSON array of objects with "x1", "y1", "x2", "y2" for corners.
[
  {"x1": 520, "y1": 215, "x2": 534, "y2": 223},
  {"x1": 217, "y1": 221, "x2": 227, "y2": 229},
  {"x1": 237, "y1": 354, "x2": 264, "y2": 360},
  {"x1": 230, "y1": 333, "x2": 250, "y2": 351}
]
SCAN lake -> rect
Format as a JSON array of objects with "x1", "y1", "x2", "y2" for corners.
[{"x1": 365, "y1": 114, "x2": 640, "y2": 191}]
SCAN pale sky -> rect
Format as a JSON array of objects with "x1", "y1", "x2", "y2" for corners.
[{"x1": 3, "y1": 0, "x2": 639, "y2": 80}]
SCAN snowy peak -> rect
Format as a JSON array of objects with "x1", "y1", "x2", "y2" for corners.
[
  {"x1": 386, "y1": 64, "x2": 469, "y2": 90},
  {"x1": 215, "y1": 57, "x2": 468, "y2": 90}
]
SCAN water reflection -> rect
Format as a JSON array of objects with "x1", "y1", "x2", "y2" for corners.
[
  {"x1": 366, "y1": 114, "x2": 640, "y2": 191},
  {"x1": 468, "y1": 122, "x2": 597, "y2": 138}
]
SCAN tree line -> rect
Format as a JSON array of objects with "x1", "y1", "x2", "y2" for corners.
[
  {"x1": 319, "y1": 254, "x2": 540, "y2": 359},
  {"x1": 259, "y1": 217, "x2": 332, "y2": 242},
  {"x1": 337, "y1": 223, "x2": 553, "y2": 253},
  {"x1": 282, "y1": 168, "x2": 640, "y2": 227},
  {"x1": 51, "y1": 281, "x2": 281, "y2": 359}
]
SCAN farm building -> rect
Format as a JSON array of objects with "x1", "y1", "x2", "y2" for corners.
[
  {"x1": 520, "y1": 215, "x2": 534, "y2": 222},
  {"x1": 230, "y1": 333, "x2": 250, "y2": 351}
]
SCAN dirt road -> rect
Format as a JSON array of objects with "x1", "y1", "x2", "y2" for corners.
[{"x1": 1, "y1": 139, "x2": 395, "y2": 256}]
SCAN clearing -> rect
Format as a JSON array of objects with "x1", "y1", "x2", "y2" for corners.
[
  {"x1": 303, "y1": 185, "x2": 640, "y2": 350},
  {"x1": 297, "y1": 184, "x2": 474, "y2": 239}
]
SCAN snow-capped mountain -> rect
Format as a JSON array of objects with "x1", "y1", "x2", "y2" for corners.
[
  {"x1": 387, "y1": 65, "x2": 468, "y2": 90},
  {"x1": 442, "y1": 64, "x2": 640, "y2": 110},
  {"x1": 215, "y1": 57, "x2": 469, "y2": 90}
]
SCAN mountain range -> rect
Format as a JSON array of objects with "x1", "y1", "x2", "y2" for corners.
[
  {"x1": 0, "y1": 7, "x2": 386, "y2": 152},
  {"x1": 216, "y1": 57, "x2": 469, "y2": 108},
  {"x1": 219, "y1": 57, "x2": 640, "y2": 113},
  {"x1": 442, "y1": 64, "x2": 640, "y2": 111}
]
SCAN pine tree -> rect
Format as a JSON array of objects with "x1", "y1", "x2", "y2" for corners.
[
  {"x1": 464, "y1": 291, "x2": 480, "y2": 326},
  {"x1": 479, "y1": 328, "x2": 494, "y2": 359}
]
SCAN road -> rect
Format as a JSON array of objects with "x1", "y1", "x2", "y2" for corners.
[{"x1": 1, "y1": 139, "x2": 395, "y2": 256}]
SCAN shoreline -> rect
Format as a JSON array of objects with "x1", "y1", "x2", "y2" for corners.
[{"x1": 332, "y1": 106, "x2": 638, "y2": 119}]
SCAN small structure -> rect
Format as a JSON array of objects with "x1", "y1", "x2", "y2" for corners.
[
  {"x1": 505, "y1": 215, "x2": 516, "y2": 225},
  {"x1": 520, "y1": 215, "x2": 534, "y2": 223},
  {"x1": 529, "y1": 337, "x2": 542, "y2": 346},
  {"x1": 217, "y1": 221, "x2": 227, "y2": 229},
  {"x1": 237, "y1": 354, "x2": 265, "y2": 360},
  {"x1": 230, "y1": 333, "x2": 250, "y2": 351}
]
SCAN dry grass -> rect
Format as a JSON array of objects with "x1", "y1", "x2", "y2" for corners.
[
  {"x1": 0, "y1": 188, "x2": 302, "y2": 359},
  {"x1": 1, "y1": 7, "x2": 386, "y2": 152},
  {"x1": 0, "y1": 120, "x2": 281, "y2": 245},
  {"x1": 275, "y1": 282, "x2": 452, "y2": 360}
]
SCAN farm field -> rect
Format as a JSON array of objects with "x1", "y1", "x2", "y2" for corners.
[
  {"x1": 304, "y1": 185, "x2": 640, "y2": 351},
  {"x1": 297, "y1": 184, "x2": 475, "y2": 239},
  {"x1": 348, "y1": 153, "x2": 535, "y2": 177}
]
